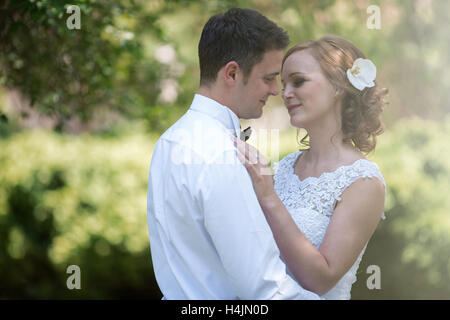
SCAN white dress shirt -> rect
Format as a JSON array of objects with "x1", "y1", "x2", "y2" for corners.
[{"x1": 147, "y1": 94, "x2": 320, "y2": 300}]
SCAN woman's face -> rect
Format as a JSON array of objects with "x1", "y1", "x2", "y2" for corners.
[{"x1": 281, "y1": 49, "x2": 339, "y2": 129}]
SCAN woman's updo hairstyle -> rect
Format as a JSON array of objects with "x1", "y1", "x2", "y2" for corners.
[{"x1": 282, "y1": 35, "x2": 388, "y2": 154}]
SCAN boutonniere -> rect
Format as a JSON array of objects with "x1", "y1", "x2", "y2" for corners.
[
  {"x1": 240, "y1": 126, "x2": 252, "y2": 141},
  {"x1": 346, "y1": 58, "x2": 376, "y2": 91}
]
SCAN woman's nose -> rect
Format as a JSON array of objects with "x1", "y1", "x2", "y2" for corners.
[{"x1": 282, "y1": 87, "x2": 292, "y2": 101}]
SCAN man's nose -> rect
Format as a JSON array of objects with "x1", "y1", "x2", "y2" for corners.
[{"x1": 270, "y1": 81, "x2": 280, "y2": 96}]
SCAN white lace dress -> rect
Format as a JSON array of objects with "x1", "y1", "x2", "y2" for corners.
[{"x1": 273, "y1": 150, "x2": 386, "y2": 300}]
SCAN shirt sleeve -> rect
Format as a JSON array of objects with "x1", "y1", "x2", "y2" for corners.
[{"x1": 197, "y1": 148, "x2": 321, "y2": 300}]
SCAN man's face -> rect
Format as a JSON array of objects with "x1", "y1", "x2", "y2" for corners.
[{"x1": 234, "y1": 50, "x2": 284, "y2": 119}]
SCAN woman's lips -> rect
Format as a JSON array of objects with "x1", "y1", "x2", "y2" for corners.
[{"x1": 287, "y1": 104, "x2": 302, "y2": 113}]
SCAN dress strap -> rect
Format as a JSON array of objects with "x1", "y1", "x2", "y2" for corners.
[{"x1": 333, "y1": 160, "x2": 387, "y2": 219}]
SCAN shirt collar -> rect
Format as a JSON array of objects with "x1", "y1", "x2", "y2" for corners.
[{"x1": 189, "y1": 94, "x2": 241, "y2": 136}]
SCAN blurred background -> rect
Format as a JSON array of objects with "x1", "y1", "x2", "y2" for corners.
[{"x1": 0, "y1": 0, "x2": 449, "y2": 299}]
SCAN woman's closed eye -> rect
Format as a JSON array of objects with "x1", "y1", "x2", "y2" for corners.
[
  {"x1": 282, "y1": 78, "x2": 306, "y2": 92},
  {"x1": 293, "y1": 78, "x2": 306, "y2": 87}
]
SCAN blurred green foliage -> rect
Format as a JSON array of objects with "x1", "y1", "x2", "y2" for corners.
[
  {"x1": 1, "y1": 0, "x2": 449, "y2": 132},
  {"x1": 351, "y1": 116, "x2": 450, "y2": 299},
  {"x1": 0, "y1": 0, "x2": 169, "y2": 130},
  {"x1": 0, "y1": 128, "x2": 162, "y2": 298}
]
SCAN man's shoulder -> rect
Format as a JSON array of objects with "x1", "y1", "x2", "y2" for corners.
[{"x1": 156, "y1": 110, "x2": 235, "y2": 162}]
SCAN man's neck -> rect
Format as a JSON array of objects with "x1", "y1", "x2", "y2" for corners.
[{"x1": 197, "y1": 87, "x2": 239, "y2": 118}]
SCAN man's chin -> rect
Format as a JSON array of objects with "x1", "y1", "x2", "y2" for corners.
[
  {"x1": 252, "y1": 106, "x2": 264, "y2": 119},
  {"x1": 256, "y1": 109, "x2": 264, "y2": 118},
  {"x1": 243, "y1": 109, "x2": 264, "y2": 120}
]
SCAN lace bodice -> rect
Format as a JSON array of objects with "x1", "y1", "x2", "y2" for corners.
[{"x1": 273, "y1": 150, "x2": 386, "y2": 300}]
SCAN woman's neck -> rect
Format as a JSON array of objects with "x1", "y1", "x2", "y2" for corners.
[{"x1": 302, "y1": 122, "x2": 357, "y2": 165}]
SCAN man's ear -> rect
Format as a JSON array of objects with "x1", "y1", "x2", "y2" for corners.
[{"x1": 222, "y1": 61, "x2": 241, "y2": 85}]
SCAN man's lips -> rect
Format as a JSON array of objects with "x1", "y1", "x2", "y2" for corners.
[{"x1": 287, "y1": 104, "x2": 302, "y2": 112}]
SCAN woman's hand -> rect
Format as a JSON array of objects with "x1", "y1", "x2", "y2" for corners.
[{"x1": 232, "y1": 135, "x2": 277, "y2": 204}]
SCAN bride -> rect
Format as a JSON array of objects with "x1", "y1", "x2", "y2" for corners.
[{"x1": 234, "y1": 35, "x2": 389, "y2": 299}]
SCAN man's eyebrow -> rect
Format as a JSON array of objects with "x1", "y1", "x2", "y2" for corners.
[{"x1": 264, "y1": 72, "x2": 280, "y2": 77}]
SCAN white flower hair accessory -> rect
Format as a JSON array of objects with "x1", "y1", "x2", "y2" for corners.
[{"x1": 346, "y1": 58, "x2": 377, "y2": 91}]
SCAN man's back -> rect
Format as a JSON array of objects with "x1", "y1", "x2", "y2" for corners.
[{"x1": 147, "y1": 95, "x2": 240, "y2": 299}]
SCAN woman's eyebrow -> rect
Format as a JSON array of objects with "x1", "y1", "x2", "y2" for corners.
[{"x1": 288, "y1": 71, "x2": 306, "y2": 77}]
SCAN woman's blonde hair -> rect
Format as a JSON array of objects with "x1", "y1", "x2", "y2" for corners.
[{"x1": 283, "y1": 35, "x2": 388, "y2": 154}]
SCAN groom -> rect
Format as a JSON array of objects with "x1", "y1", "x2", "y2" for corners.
[{"x1": 147, "y1": 8, "x2": 320, "y2": 300}]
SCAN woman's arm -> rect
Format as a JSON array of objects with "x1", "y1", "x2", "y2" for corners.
[
  {"x1": 259, "y1": 178, "x2": 385, "y2": 295},
  {"x1": 233, "y1": 137, "x2": 385, "y2": 295}
]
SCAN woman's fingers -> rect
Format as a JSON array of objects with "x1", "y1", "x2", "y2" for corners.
[
  {"x1": 233, "y1": 135, "x2": 270, "y2": 167},
  {"x1": 258, "y1": 154, "x2": 269, "y2": 166},
  {"x1": 236, "y1": 147, "x2": 246, "y2": 165},
  {"x1": 233, "y1": 135, "x2": 259, "y2": 164},
  {"x1": 234, "y1": 136, "x2": 274, "y2": 183}
]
